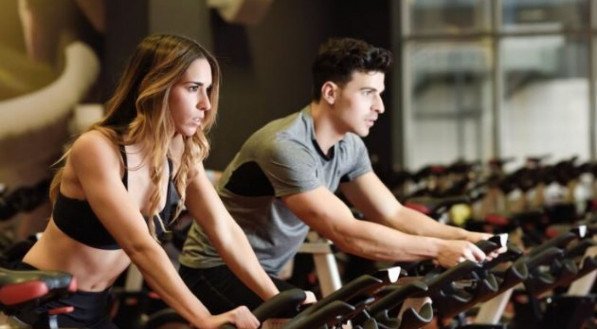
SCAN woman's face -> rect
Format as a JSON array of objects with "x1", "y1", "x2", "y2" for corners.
[{"x1": 169, "y1": 58, "x2": 213, "y2": 137}]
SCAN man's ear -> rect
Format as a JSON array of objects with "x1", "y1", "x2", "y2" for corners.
[{"x1": 321, "y1": 81, "x2": 338, "y2": 105}]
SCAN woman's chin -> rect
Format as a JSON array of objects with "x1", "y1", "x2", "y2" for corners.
[
  {"x1": 175, "y1": 125, "x2": 200, "y2": 137},
  {"x1": 185, "y1": 128, "x2": 200, "y2": 137}
]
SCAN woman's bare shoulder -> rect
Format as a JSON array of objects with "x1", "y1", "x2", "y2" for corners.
[{"x1": 69, "y1": 130, "x2": 120, "y2": 167}]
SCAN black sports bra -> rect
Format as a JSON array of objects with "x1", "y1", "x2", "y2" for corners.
[{"x1": 52, "y1": 147, "x2": 181, "y2": 250}]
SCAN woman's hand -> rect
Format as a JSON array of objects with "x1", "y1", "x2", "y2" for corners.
[{"x1": 203, "y1": 306, "x2": 259, "y2": 329}]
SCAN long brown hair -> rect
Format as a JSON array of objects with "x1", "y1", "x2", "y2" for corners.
[{"x1": 50, "y1": 34, "x2": 221, "y2": 236}]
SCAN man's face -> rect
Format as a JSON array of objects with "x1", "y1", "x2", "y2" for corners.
[{"x1": 331, "y1": 70, "x2": 385, "y2": 137}]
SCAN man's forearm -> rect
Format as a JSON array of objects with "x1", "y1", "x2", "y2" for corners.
[
  {"x1": 331, "y1": 217, "x2": 447, "y2": 263},
  {"x1": 389, "y1": 205, "x2": 470, "y2": 240}
]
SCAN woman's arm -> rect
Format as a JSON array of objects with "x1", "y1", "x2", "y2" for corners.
[
  {"x1": 69, "y1": 132, "x2": 257, "y2": 329},
  {"x1": 184, "y1": 161, "x2": 280, "y2": 301}
]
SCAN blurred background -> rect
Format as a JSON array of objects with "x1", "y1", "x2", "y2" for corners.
[{"x1": 0, "y1": 0, "x2": 596, "y2": 237}]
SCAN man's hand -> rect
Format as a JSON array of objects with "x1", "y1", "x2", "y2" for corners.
[
  {"x1": 463, "y1": 231, "x2": 507, "y2": 260},
  {"x1": 435, "y1": 239, "x2": 486, "y2": 268},
  {"x1": 463, "y1": 231, "x2": 493, "y2": 243}
]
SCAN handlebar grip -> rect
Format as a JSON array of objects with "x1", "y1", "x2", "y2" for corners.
[
  {"x1": 476, "y1": 240, "x2": 499, "y2": 254},
  {"x1": 284, "y1": 300, "x2": 355, "y2": 329},
  {"x1": 371, "y1": 266, "x2": 404, "y2": 284},
  {"x1": 566, "y1": 239, "x2": 595, "y2": 258},
  {"x1": 528, "y1": 232, "x2": 577, "y2": 257},
  {"x1": 253, "y1": 288, "x2": 306, "y2": 320},
  {"x1": 218, "y1": 289, "x2": 306, "y2": 329},
  {"x1": 488, "y1": 233, "x2": 508, "y2": 247},
  {"x1": 475, "y1": 233, "x2": 508, "y2": 254},
  {"x1": 483, "y1": 242, "x2": 523, "y2": 269},
  {"x1": 300, "y1": 274, "x2": 382, "y2": 316},
  {"x1": 424, "y1": 260, "x2": 481, "y2": 292},
  {"x1": 368, "y1": 280, "x2": 428, "y2": 315},
  {"x1": 526, "y1": 247, "x2": 564, "y2": 269}
]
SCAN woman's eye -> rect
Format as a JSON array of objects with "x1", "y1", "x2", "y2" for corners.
[{"x1": 189, "y1": 85, "x2": 199, "y2": 92}]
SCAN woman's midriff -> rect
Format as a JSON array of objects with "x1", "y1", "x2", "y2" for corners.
[{"x1": 22, "y1": 219, "x2": 131, "y2": 292}]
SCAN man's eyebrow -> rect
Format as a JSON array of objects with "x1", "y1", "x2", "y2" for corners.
[
  {"x1": 360, "y1": 86, "x2": 385, "y2": 94},
  {"x1": 360, "y1": 87, "x2": 378, "y2": 91}
]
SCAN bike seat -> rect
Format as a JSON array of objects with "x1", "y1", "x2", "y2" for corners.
[{"x1": 0, "y1": 267, "x2": 76, "y2": 307}]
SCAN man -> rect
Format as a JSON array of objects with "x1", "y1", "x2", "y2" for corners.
[{"x1": 179, "y1": 37, "x2": 492, "y2": 313}]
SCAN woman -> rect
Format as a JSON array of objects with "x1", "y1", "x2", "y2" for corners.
[{"x1": 16, "y1": 34, "x2": 281, "y2": 329}]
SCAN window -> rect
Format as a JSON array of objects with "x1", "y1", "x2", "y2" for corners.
[{"x1": 398, "y1": 0, "x2": 593, "y2": 171}]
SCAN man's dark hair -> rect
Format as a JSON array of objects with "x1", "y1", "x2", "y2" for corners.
[{"x1": 311, "y1": 37, "x2": 392, "y2": 101}]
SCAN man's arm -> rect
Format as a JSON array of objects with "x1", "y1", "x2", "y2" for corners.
[
  {"x1": 339, "y1": 172, "x2": 489, "y2": 243},
  {"x1": 281, "y1": 184, "x2": 486, "y2": 267}
]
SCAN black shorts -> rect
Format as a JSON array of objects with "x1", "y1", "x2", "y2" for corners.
[
  {"x1": 10, "y1": 262, "x2": 118, "y2": 329},
  {"x1": 179, "y1": 264, "x2": 297, "y2": 314}
]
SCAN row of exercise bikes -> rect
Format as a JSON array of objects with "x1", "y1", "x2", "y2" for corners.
[{"x1": 1, "y1": 220, "x2": 595, "y2": 329}]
